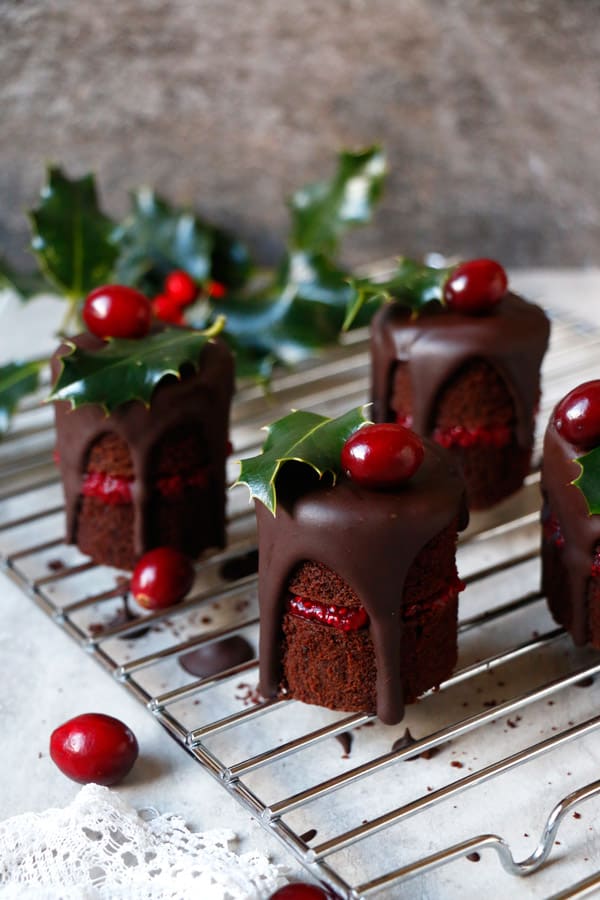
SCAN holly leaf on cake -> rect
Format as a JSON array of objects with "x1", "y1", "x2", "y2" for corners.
[
  {"x1": 29, "y1": 167, "x2": 118, "y2": 299},
  {"x1": 0, "y1": 360, "x2": 43, "y2": 437},
  {"x1": 572, "y1": 447, "x2": 600, "y2": 514},
  {"x1": 49, "y1": 317, "x2": 226, "y2": 413},
  {"x1": 236, "y1": 406, "x2": 369, "y2": 515},
  {"x1": 343, "y1": 258, "x2": 453, "y2": 329}
]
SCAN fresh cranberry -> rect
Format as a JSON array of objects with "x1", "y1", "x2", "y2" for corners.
[
  {"x1": 554, "y1": 381, "x2": 600, "y2": 450},
  {"x1": 269, "y1": 884, "x2": 332, "y2": 900},
  {"x1": 341, "y1": 423, "x2": 424, "y2": 488},
  {"x1": 152, "y1": 294, "x2": 185, "y2": 325},
  {"x1": 83, "y1": 285, "x2": 152, "y2": 339},
  {"x1": 50, "y1": 713, "x2": 138, "y2": 785},
  {"x1": 165, "y1": 269, "x2": 198, "y2": 306},
  {"x1": 130, "y1": 547, "x2": 195, "y2": 610},
  {"x1": 443, "y1": 259, "x2": 507, "y2": 314},
  {"x1": 207, "y1": 280, "x2": 227, "y2": 299}
]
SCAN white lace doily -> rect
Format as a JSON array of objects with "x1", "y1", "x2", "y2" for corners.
[{"x1": 0, "y1": 784, "x2": 286, "y2": 899}]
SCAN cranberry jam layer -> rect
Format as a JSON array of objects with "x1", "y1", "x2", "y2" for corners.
[
  {"x1": 370, "y1": 294, "x2": 550, "y2": 510},
  {"x1": 52, "y1": 333, "x2": 234, "y2": 571},
  {"x1": 542, "y1": 420, "x2": 600, "y2": 648},
  {"x1": 255, "y1": 440, "x2": 468, "y2": 725},
  {"x1": 282, "y1": 562, "x2": 464, "y2": 714}
]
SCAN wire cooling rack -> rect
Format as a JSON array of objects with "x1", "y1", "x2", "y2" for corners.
[{"x1": 3, "y1": 316, "x2": 600, "y2": 899}]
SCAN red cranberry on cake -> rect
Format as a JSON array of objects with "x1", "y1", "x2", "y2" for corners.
[
  {"x1": 237, "y1": 408, "x2": 467, "y2": 725},
  {"x1": 541, "y1": 380, "x2": 600, "y2": 646},
  {"x1": 50, "y1": 286, "x2": 234, "y2": 570},
  {"x1": 350, "y1": 257, "x2": 550, "y2": 510}
]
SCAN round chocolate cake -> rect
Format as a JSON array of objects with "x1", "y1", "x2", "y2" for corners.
[
  {"x1": 254, "y1": 429, "x2": 468, "y2": 725},
  {"x1": 541, "y1": 381, "x2": 600, "y2": 646},
  {"x1": 370, "y1": 292, "x2": 550, "y2": 509},
  {"x1": 53, "y1": 332, "x2": 234, "y2": 570}
]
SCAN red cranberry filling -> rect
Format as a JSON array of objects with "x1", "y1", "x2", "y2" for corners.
[
  {"x1": 288, "y1": 596, "x2": 369, "y2": 632},
  {"x1": 81, "y1": 466, "x2": 210, "y2": 504},
  {"x1": 433, "y1": 423, "x2": 511, "y2": 450}
]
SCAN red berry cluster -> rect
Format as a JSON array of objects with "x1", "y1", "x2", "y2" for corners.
[{"x1": 152, "y1": 270, "x2": 227, "y2": 326}]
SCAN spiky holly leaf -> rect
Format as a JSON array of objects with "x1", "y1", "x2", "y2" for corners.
[
  {"x1": 29, "y1": 167, "x2": 118, "y2": 299},
  {"x1": 343, "y1": 258, "x2": 454, "y2": 330},
  {"x1": 0, "y1": 360, "x2": 43, "y2": 436},
  {"x1": 290, "y1": 147, "x2": 386, "y2": 256},
  {"x1": 50, "y1": 317, "x2": 225, "y2": 413},
  {"x1": 236, "y1": 406, "x2": 369, "y2": 515},
  {"x1": 0, "y1": 256, "x2": 48, "y2": 301},
  {"x1": 573, "y1": 447, "x2": 600, "y2": 514}
]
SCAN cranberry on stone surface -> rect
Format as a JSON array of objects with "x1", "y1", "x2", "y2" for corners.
[
  {"x1": 165, "y1": 269, "x2": 198, "y2": 307},
  {"x1": 83, "y1": 285, "x2": 152, "y2": 339},
  {"x1": 443, "y1": 259, "x2": 507, "y2": 314},
  {"x1": 207, "y1": 280, "x2": 227, "y2": 299},
  {"x1": 130, "y1": 547, "x2": 195, "y2": 610},
  {"x1": 554, "y1": 381, "x2": 600, "y2": 450},
  {"x1": 269, "y1": 883, "x2": 332, "y2": 900},
  {"x1": 341, "y1": 423, "x2": 424, "y2": 489},
  {"x1": 50, "y1": 713, "x2": 138, "y2": 785}
]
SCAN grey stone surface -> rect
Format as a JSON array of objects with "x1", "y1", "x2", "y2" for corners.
[{"x1": 2, "y1": 0, "x2": 600, "y2": 270}]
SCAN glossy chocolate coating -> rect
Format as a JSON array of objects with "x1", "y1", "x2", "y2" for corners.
[
  {"x1": 256, "y1": 442, "x2": 467, "y2": 725},
  {"x1": 52, "y1": 333, "x2": 234, "y2": 559},
  {"x1": 370, "y1": 293, "x2": 550, "y2": 448},
  {"x1": 542, "y1": 420, "x2": 600, "y2": 645}
]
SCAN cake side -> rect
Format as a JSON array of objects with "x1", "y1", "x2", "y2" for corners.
[
  {"x1": 53, "y1": 332, "x2": 234, "y2": 569},
  {"x1": 370, "y1": 292, "x2": 550, "y2": 508}
]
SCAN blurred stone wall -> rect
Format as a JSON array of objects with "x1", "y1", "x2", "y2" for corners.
[{"x1": 2, "y1": 0, "x2": 600, "y2": 269}]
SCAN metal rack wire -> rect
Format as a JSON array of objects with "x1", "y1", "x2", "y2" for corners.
[{"x1": 2, "y1": 316, "x2": 600, "y2": 899}]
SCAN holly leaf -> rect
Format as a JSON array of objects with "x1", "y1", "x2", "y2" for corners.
[
  {"x1": 113, "y1": 188, "x2": 214, "y2": 295},
  {"x1": 290, "y1": 147, "x2": 386, "y2": 256},
  {"x1": 343, "y1": 258, "x2": 453, "y2": 330},
  {"x1": 573, "y1": 447, "x2": 600, "y2": 514},
  {"x1": 236, "y1": 406, "x2": 369, "y2": 515},
  {"x1": 0, "y1": 256, "x2": 49, "y2": 300},
  {"x1": 210, "y1": 225, "x2": 253, "y2": 289},
  {"x1": 29, "y1": 167, "x2": 118, "y2": 299},
  {"x1": 49, "y1": 317, "x2": 226, "y2": 413},
  {"x1": 0, "y1": 360, "x2": 43, "y2": 436}
]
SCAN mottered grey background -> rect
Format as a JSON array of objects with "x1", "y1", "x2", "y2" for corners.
[{"x1": 2, "y1": 0, "x2": 599, "y2": 270}]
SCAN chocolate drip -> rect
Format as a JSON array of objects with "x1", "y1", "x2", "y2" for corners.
[
  {"x1": 370, "y1": 294, "x2": 550, "y2": 448},
  {"x1": 52, "y1": 334, "x2": 234, "y2": 561},
  {"x1": 541, "y1": 423, "x2": 600, "y2": 645},
  {"x1": 256, "y1": 442, "x2": 466, "y2": 725}
]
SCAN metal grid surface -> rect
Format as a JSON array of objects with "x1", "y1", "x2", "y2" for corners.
[{"x1": 3, "y1": 317, "x2": 600, "y2": 899}]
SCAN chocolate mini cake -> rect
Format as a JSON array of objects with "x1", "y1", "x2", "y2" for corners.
[
  {"x1": 53, "y1": 327, "x2": 234, "y2": 571},
  {"x1": 243, "y1": 411, "x2": 467, "y2": 725},
  {"x1": 541, "y1": 381, "x2": 600, "y2": 646},
  {"x1": 370, "y1": 263, "x2": 550, "y2": 509}
]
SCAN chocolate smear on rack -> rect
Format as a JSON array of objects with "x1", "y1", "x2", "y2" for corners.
[
  {"x1": 335, "y1": 732, "x2": 353, "y2": 757},
  {"x1": 179, "y1": 635, "x2": 254, "y2": 677}
]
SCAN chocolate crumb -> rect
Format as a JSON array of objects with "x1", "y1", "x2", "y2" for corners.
[
  {"x1": 37, "y1": 752, "x2": 43, "y2": 759},
  {"x1": 574, "y1": 812, "x2": 582, "y2": 819},
  {"x1": 46, "y1": 558, "x2": 65, "y2": 571},
  {"x1": 450, "y1": 760, "x2": 464, "y2": 769},
  {"x1": 201, "y1": 616, "x2": 212, "y2": 625},
  {"x1": 483, "y1": 699, "x2": 497, "y2": 708},
  {"x1": 300, "y1": 828, "x2": 317, "y2": 843},
  {"x1": 507, "y1": 719, "x2": 518, "y2": 728},
  {"x1": 335, "y1": 732, "x2": 353, "y2": 757},
  {"x1": 576, "y1": 676, "x2": 595, "y2": 688},
  {"x1": 466, "y1": 852, "x2": 480, "y2": 862}
]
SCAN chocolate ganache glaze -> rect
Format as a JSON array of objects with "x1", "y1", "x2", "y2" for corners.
[
  {"x1": 371, "y1": 293, "x2": 550, "y2": 447},
  {"x1": 542, "y1": 420, "x2": 600, "y2": 646},
  {"x1": 256, "y1": 443, "x2": 467, "y2": 725},
  {"x1": 52, "y1": 333, "x2": 234, "y2": 559}
]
